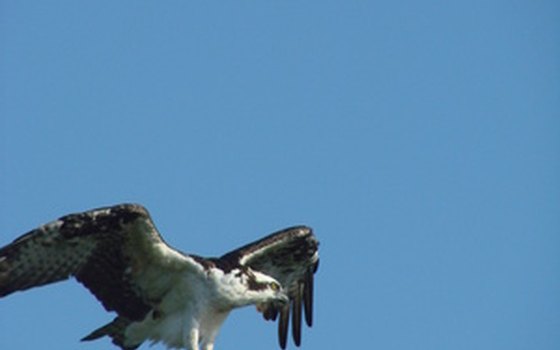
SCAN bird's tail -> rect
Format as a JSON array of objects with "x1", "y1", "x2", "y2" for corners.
[{"x1": 81, "y1": 316, "x2": 140, "y2": 350}]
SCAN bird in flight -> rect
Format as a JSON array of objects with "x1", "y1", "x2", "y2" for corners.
[{"x1": 0, "y1": 204, "x2": 319, "y2": 350}]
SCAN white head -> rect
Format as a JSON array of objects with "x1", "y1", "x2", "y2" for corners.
[{"x1": 221, "y1": 267, "x2": 288, "y2": 308}]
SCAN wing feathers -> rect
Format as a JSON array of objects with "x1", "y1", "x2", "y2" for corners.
[
  {"x1": 303, "y1": 265, "x2": 315, "y2": 327},
  {"x1": 291, "y1": 282, "x2": 303, "y2": 346},
  {"x1": 0, "y1": 204, "x2": 196, "y2": 322},
  {"x1": 221, "y1": 226, "x2": 319, "y2": 348},
  {"x1": 278, "y1": 303, "x2": 290, "y2": 349},
  {"x1": 0, "y1": 222, "x2": 96, "y2": 297}
]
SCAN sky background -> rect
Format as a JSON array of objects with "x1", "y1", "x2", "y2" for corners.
[{"x1": 1, "y1": 1, "x2": 559, "y2": 349}]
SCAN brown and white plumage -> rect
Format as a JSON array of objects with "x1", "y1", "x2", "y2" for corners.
[{"x1": 0, "y1": 204, "x2": 319, "y2": 350}]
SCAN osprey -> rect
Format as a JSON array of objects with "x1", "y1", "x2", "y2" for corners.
[{"x1": 0, "y1": 204, "x2": 319, "y2": 350}]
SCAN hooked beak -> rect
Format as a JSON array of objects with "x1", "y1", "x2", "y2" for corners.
[
  {"x1": 255, "y1": 291, "x2": 288, "y2": 314},
  {"x1": 276, "y1": 291, "x2": 289, "y2": 305}
]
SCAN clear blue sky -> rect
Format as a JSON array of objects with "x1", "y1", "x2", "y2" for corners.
[{"x1": 1, "y1": 1, "x2": 559, "y2": 349}]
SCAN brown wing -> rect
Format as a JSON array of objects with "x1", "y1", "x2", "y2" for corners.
[
  {"x1": 219, "y1": 226, "x2": 319, "y2": 349},
  {"x1": 0, "y1": 203, "x2": 198, "y2": 321}
]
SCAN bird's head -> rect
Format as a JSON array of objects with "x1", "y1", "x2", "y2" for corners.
[{"x1": 225, "y1": 268, "x2": 288, "y2": 307}]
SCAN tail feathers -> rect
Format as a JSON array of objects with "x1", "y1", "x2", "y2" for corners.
[{"x1": 81, "y1": 317, "x2": 140, "y2": 350}]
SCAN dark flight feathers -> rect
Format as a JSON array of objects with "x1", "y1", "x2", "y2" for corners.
[
  {"x1": 220, "y1": 225, "x2": 319, "y2": 349},
  {"x1": 0, "y1": 204, "x2": 156, "y2": 321}
]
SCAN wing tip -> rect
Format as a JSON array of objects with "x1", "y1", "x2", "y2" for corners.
[
  {"x1": 303, "y1": 263, "x2": 316, "y2": 327},
  {"x1": 278, "y1": 303, "x2": 290, "y2": 349},
  {"x1": 292, "y1": 283, "x2": 303, "y2": 346}
]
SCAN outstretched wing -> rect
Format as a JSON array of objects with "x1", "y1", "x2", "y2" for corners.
[
  {"x1": 220, "y1": 226, "x2": 319, "y2": 349},
  {"x1": 0, "y1": 203, "x2": 200, "y2": 322}
]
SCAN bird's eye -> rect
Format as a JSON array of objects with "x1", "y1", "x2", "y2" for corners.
[{"x1": 269, "y1": 282, "x2": 280, "y2": 291}]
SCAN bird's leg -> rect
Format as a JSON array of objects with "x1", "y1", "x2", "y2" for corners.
[
  {"x1": 201, "y1": 343, "x2": 214, "y2": 350},
  {"x1": 185, "y1": 328, "x2": 200, "y2": 350},
  {"x1": 200, "y1": 332, "x2": 218, "y2": 350}
]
